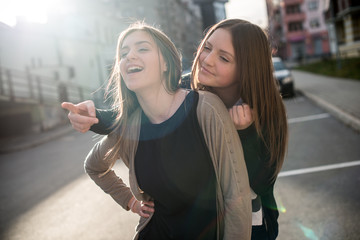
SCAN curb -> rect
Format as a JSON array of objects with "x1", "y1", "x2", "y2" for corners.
[
  {"x1": 0, "y1": 126, "x2": 74, "y2": 154},
  {"x1": 298, "y1": 90, "x2": 360, "y2": 133}
]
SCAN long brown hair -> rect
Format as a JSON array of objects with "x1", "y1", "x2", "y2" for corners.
[
  {"x1": 192, "y1": 19, "x2": 288, "y2": 180},
  {"x1": 104, "y1": 22, "x2": 182, "y2": 171}
]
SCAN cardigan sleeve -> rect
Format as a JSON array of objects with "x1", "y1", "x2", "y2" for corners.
[
  {"x1": 197, "y1": 91, "x2": 252, "y2": 240},
  {"x1": 84, "y1": 133, "x2": 134, "y2": 210},
  {"x1": 90, "y1": 109, "x2": 117, "y2": 135}
]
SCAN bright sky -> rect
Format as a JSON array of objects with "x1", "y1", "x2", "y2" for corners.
[
  {"x1": 0, "y1": 0, "x2": 268, "y2": 28},
  {"x1": 0, "y1": 0, "x2": 50, "y2": 26},
  {"x1": 0, "y1": 0, "x2": 70, "y2": 27},
  {"x1": 225, "y1": 0, "x2": 268, "y2": 28}
]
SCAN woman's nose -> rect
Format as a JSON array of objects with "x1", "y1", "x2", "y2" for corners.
[
  {"x1": 202, "y1": 51, "x2": 215, "y2": 66},
  {"x1": 126, "y1": 49, "x2": 137, "y2": 60}
]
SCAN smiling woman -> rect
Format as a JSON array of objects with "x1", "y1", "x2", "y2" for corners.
[
  {"x1": 62, "y1": 22, "x2": 252, "y2": 240},
  {"x1": 0, "y1": 0, "x2": 60, "y2": 26},
  {"x1": 119, "y1": 31, "x2": 168, "y2": 94}
]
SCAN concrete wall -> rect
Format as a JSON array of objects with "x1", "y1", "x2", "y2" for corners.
[{"x1": 0, "y1": 0, "x2": 203, "y2": 137}]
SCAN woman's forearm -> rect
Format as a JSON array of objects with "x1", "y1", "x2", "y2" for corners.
[{"x1": 90, "y1": 109, "x2": 117, "y2": 134}]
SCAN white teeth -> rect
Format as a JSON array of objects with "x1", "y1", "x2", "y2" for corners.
[{"x1": 128, "y1": 66, "x2": 143, "y2": 73}]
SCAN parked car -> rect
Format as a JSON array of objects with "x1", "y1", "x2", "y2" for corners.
[{"x1": 272, "y1": 57, "x2": 295, "y2": 97}]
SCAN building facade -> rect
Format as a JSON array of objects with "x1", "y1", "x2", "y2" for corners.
[
  {"x1": 324, "y1": 0, "x2": 360, "y2": 57},
  {"x1": 0, "y1": 0, "x2": 203, "y2": 91},
  {"x1": 267, "y1": 0, "x2": 331, "y2": 61},
  {"x1": 267, "y1": 0, "x2": 287, "y2": 58},
  {"x1": 0, "y1": 0, "x2": 203, "y2": 136},
  {"x1": 193, "y1": 0, "x2": 228, "y2": 30}
]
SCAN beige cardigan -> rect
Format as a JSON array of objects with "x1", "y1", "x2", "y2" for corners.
[{"x1": 85, "y1": 90, "x2": 252, "y2": 239}]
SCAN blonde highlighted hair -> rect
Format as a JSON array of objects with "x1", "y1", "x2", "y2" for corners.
[{"x1": 104, "y1": 22, "x2": 182, "y2": 171}]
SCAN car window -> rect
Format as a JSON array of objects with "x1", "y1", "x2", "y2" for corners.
[{"x1": 273, "y1": 61, "x2": 287, "y2": 71}]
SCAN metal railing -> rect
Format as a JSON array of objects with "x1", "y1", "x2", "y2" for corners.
[{"x1": 0, "y1": 67, "x2": 96, "y2": 105}]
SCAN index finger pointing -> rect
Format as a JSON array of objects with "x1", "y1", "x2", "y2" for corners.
[{"x1": 61, "y1": 102, "x2": 78, "y2": 114}]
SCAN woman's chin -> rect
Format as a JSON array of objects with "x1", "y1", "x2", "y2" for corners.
[
  {"x1": 198, "y1": 75, "x2": 212, "y2": 87},
  {"x1": 124, "y1": 83, "x2": 139, "y2": 92},
  {"x1": 197, "y1": 74, "x2": 206, "y2": 85}
]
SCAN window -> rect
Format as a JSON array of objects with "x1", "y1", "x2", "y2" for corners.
[
  {"x1": 288, "y1": 22, "x2": 303, "y2": 32},
  {"x1": 308, "y1": 1, "x2": 318, "y2": 11},
  {"x1": 68, "y1": 67, "x2": 75, "y2": 78},
  {"x1": 353, "y1": 13, "x2": 360, "y2": 41},
  {"x1": 310, "y1": 19, "x2": 320, "y2": 28},
  {"x1": 275, "y1": 12, "x2": 281, "y2": 22},
  {"x1": 335, "y1": 21, "x2": 345, "y2": 44},
  {"x1": 286, "y1": 4, "x2": 301, "y2": 14}
]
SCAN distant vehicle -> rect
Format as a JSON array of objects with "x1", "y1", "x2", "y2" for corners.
[
  {"x1": 272, "y1": 57, "x2": 295, "y2": 97},
  {"x1": 180, "y1": 69, "x2": 191, "y2": 89}
]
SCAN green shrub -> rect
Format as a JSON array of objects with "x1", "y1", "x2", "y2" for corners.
[{"x1": 295, "y1": 57, "x2": 360, "y2": 80}]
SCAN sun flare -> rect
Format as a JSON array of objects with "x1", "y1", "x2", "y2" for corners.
[{"x1": 0, "y1": 0, "x2": 55, "y2": 26}]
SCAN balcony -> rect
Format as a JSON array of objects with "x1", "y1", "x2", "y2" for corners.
[
  {"x1": 284, "y1": 12, "x2": 305, "y2": 23},
  {"x1": 286, "y1": 30, "x2": 306, "y2": 42},
  {"x1": 284, "y1": 0, "x2": 304, "y2": 5}
]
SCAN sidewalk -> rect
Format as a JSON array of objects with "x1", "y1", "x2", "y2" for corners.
[
  {"x1": 292, "y1": 70, "x2": 360, "y2": 133},
  {"x1": 0, "y1": 125, "x2": 74, "y2": 154},
  {"x1": 1, "y1": 70, "x2": 359, "y2": 154}
]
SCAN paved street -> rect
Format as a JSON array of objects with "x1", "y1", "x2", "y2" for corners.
[
  {"x1": 277, "y1": 95, "x2": 360, "y2": 240},
  {"x1": 1, "y1": 79, "x2": 360, "y2": 240},
  {"x1": 0, "y1": 132, "x2": 139, "y2": 240}
]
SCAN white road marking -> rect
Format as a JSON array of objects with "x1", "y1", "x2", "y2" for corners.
[
  {"x1": 288, "y1": 113, "x2": 330, "y2": 124},
  {"x1": 278, "y1": 160, "x2": 360, "y2": 177}
]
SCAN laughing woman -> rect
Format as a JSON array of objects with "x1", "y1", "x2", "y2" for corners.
[
  {"x1": 68, "y1": 22, "x2": 251, "y2": 240},
  {"x1": 63, "y1": 19, "x2": 288, "y2": 240}
]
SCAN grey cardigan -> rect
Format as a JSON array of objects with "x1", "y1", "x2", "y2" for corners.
[{"x1": 85, "y1": 90, "x2": 252, "y2": 240}]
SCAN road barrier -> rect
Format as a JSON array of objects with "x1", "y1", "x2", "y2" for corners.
[{"x1": 0, "y1": 67, "x2": 94, "y2": 105}]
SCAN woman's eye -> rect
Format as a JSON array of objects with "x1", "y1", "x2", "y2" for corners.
[
  {"x1": 220, "y1": 56, "x2": 229, "y2": 62},
  {"x1": 120, "y1": 52, "x2": 128, "y2": 58},
  {"x1": 203, "y1": 46, "x2": 211, "y2": 51},
  {"x1": 139, "y1": 48, "x2": 149, "y2": 52}
]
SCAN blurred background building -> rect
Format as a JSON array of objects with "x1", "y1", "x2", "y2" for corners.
[
  {"x1": 4, "y1": 0, "x2": 357, "y2": 138},
  {"x1": 324, "y1": 0, "x2": 360, "y2": 58},
  {"x1": 267, "y1": 0, "x2": 331, "y2": 62},
  {"x1": 0, "y1": 0, "x2": 228, "y2": 137},
  {"x1": 194, "y1": 0, "x2": 228, "y2": 30}
]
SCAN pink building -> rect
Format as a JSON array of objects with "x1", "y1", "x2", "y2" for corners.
[{"x1": 267, "y1": 0, "x2": 331, "y2": 61}]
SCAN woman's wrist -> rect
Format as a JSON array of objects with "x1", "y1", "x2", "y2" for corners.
[{"x1": 128, "y1": 197, "x2": 137, "y2": 212}]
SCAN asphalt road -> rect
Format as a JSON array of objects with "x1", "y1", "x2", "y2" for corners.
[
  {"x1": 277, "y1": 94, "x2": 360, "y2": 240},
  {"x1": 0, "y1": 132, "x2": 139, "y2": 240},
  {"x1": 1, "y1": 94, "x2": 359, "y2": 240}
]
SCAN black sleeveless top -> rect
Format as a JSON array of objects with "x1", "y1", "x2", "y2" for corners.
[{"x1": 135, "y1": 91, "x2": 217, "y2": 240}]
